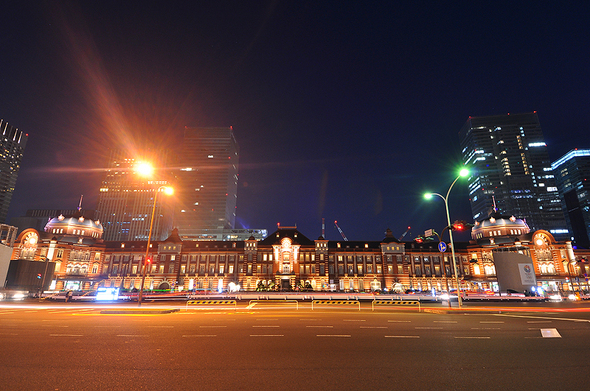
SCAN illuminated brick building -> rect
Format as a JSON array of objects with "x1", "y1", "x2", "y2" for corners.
[{"x1": 9, "y1": 217, "x2": 590, "y2": 294}]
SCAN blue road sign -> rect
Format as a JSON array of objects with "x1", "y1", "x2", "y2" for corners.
[{"x1": 438, "y1": 241, "x2": 447, "y2": 252}]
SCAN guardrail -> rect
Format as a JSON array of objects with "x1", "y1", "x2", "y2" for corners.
[
  {"x1": 371, "y1": 299, "x2": 420, "y2": 311},
  {"x1": 311, "y1": 300, "x2": 360, "y2": 311},
  {"x1": 247, "y1": 299, "x2": 299, "y2": 310},
  {"x1": 186, "y1": 299, "x2": 237, "y2": 311}
]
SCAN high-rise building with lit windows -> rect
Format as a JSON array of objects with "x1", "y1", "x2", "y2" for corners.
[
  {"x1": 96, "y1": 149, "x2": 173, "y2": 241},
  {"x1": 552, "y1": 149, "x2": 590, "y2": 248},
  {"x1": 459, "y1": 113, "x2": 566, "y2": 237},
  {"x1": 0, "y1": 119, "x2": 28, "y2": 223},
  {"x1": 175, "y1": 127, "x2": 239, "y2": 240}
]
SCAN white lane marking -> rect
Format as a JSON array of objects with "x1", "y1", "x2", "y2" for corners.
[
  {"x1": 317, "y1": 335, "x2": 351, "y2": 337},
  {"x1": 256, "y1": 319, "x2": 278, "y2": 321},
  {"x1": 0, "y1": 312, "x2": 15, "y2": 314},
  {"x1": 306, "y1": 325, "x2": 333, "y2": 328},
  {"x1": 252, "y1": 325, "x2": 280, "y2": 328},
  {"x1": 415, "y1": 327, "x2": 443, "y2": 330},
  {"x1": 494, "y1": 314, "x2": 590, "y2": 323},
  {"x1": 116, "y1": 335, "x2": 149, "y2": 337},
  {"x1": 360, "y1": 326, "x2": 387, "y2": 329},
  {"x1": 250, "y1": 335, "x2": 284, "y2": 337},
  {"x1": 343, "y1": 319, "x2": 365, "y2": 322},
  {"x1": 472, "y1": 327, "x2": 500, "y2": 330},
  {"x1": 388, "y1": 320, "x2": 411, "y2": 323},
  {"x1": 94, "y1": 326, "x2": 121, "y2": 328},
  {"x1": 527, "y1": 321, "x2": 552, "y2": 324},
  {"x1": 50, "y1": 334, "x2": 83, "y2": 337},
  {"x1": 385, "y1": 335, "x2": 420, "y2": 338},
  {"x1": 300, "y1": 319, "x2": 322, "y2": 321},
  {"x1": 434, "y1": 321, "x2": 457, "y2": 323},
  {"x1": 199, "y1": 325, "x2": 227, "y2": 328},
  {"x1": 148, "y1": 326, "x2": 174, "y2": 328},
  {"x1": 183, "y1": 335, "x2": 217, "y2": 337},
  {"x1": 42, "y1": 325, "x2": 69, "y2": 328},
  {"x1": 455, "y1": 336, "x2": 491, "y2": 339},
  {"x1": 541, "y1": 328, "x2": 561, "y2": 338},
  {"x1": 480, "y1": 321, "x2": 504, "y2": 324}
]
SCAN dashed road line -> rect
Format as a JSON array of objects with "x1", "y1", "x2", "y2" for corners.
[
  {"x1": 317, "y1": 335, "x2": 351, "y2": 337},
  {"x1": 250, "y1": 334, "x2": 284, "y2": 337},
  {"x1": 385, "y1": 335, "x2": 420, "y2": 338},
  {"x1": 455, "y1": 336, "x2": 491, "y2": 339},
  {"x1": 183, "y1": 335, "x2": 217, "y2": 337}
]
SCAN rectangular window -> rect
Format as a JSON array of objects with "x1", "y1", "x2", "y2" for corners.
[
  {"x1": 181, "y1": 265, "x2": 186, "y2": 274},
  {"x1": 219, "y1": 265, "x2": 225, "y2": 274},
  {"x1": 132, "y1": 265, "x2": 138, "y2": 274},
  {"x1": 159, "y1": 265, "x2": 164, "y2": 273},
  {"x1": 320, "y1": 265, "x2": 324, "y2": 274},
  {"x1": 338, "y1": 265, "x2": 344, "y2": 275},
  {"x1": 229, "y1": 265, "x2": 234, "y2": 274},
  {"x1": 168, "y1": 265, "x2": 175, "y2": 273},
  {"x1": 367, "y1": 265, "x2": 372, "y2": 273},
  {"x1": 92, "y1": 264, "x2": 99, "y2": 274},
  {"x1": 357, "y1": 265, "x2": 363, "y2": 275},
  {"x1": 397, "y1": 265, "x2": 403, "y2": 274},
  {"x1": 151, "y1": 265, "x2": 157, "y2": 273},
  {"x1": 190, "y1": 265, "x2": 196, "y2": 273}
]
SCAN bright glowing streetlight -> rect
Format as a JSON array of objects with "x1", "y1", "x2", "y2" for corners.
[
  {"x1": 138, "y1": 184, "x2": 174, "y2": 307},
  {"x1": 135, "y1": 161, "x2": 155, "y2": 177},
  {"x1": 423, "y1": 168, "x2": 469, "y2": 308}
]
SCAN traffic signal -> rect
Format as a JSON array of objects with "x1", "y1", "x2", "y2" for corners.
[
  {"x1": 415, "y1": 237, "x2": 424, "y2": 243},
  {"x1": 146, "y1": 257, "x2": 152, "y2": 264},
  {"x1": 452, "y1": 221, "x2": 465, "y2": 231},
  {"x1": 37, "y1": 273, "x2": 42, "y2": 279}
]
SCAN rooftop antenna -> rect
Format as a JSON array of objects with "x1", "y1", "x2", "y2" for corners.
[
  {"x1": 77, "y1": 195, "x2": 84, "y2": 212},
  {"x1": 322, "y1": 218, "x2": 325, "y2": 238},
  {"x1": 492, "y1": 196, "x2": 497, "y2": 213}
]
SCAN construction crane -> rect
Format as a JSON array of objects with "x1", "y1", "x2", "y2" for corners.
[
  {"x1": 399, "y1": 226, "x2": 411, "y2": 241},
  {"x1": 334, "y1": 221, "x2": 348, "y2": 241}
]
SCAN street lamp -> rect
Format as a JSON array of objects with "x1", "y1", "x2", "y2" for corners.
[
  {"x1": 138, "y1": 184, "x2": 174, "y2": 307},
  {"x1": 424, "y1": 168, "x2": 469, "y2": 308}
]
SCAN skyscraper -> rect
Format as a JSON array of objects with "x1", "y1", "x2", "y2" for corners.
[
  {"x1": 552, "y1": 149, "x2": 590, "y2": 248},
  {"x1": 175, "y1": 126, "x2": 239, "y2": 240},
  {"x1": 0, "y1": 119, "x2": 28, "y2": 223},
  {"x1": 96, "y1": 149, "x2": 173, "y2": 241},
  {"x1": 459, "y1": 113, "x2": 566, "y2": 237}
]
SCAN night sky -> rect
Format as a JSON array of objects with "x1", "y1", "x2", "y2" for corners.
[{"x1": 2, "y1": 1, "x2": 589, "y2": 241}]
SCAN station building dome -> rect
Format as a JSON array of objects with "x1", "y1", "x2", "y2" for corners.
[
  {"x1": 471, "y1": 213, "x2": 530, "y2": 244},
  {"x1": 44, "y1": 212, "x2": 103, "y2": 243}
]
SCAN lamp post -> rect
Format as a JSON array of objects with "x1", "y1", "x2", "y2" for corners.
[
  {"x1": 138, "y1": 185, "x2": 173, "y2": 307},
  {"x1": 424, "y1": 168, "x2": 469, "y2": 308}
]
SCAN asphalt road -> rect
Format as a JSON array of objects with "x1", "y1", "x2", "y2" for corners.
[{"x1": 2, "y1": 300, "x2": 590, "y2": 391}]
